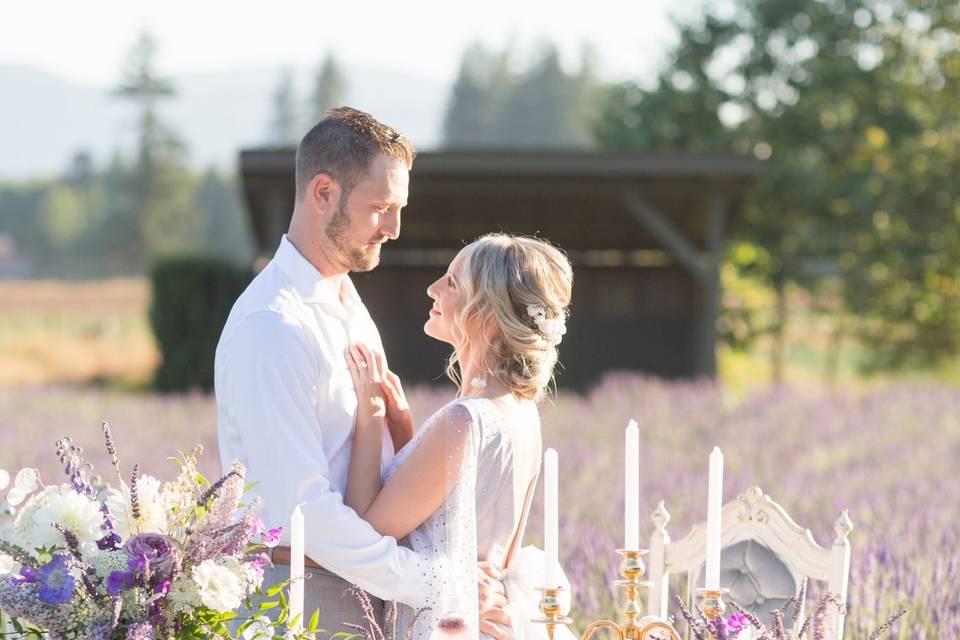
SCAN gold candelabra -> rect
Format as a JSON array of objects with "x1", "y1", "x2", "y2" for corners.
[{"x1": 534, "y1": 549, "x2": 682, "y2": 640}]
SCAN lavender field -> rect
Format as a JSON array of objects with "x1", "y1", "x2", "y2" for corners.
[{"x1": 1, "y1": 376, "x2": 957, "y2": 638}]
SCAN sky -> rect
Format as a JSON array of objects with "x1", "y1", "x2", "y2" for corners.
[{"x1": 0, "y1": 0, "x2": 703, "y2": 86}]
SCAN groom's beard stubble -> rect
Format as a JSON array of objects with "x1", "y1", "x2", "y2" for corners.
[{"x1": 325, "y1": 202, "x2": 382, "y2": 273}]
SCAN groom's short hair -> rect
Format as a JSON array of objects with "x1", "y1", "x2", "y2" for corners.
[{"x1": 295, "y1": 107, "x2": 416, "y2": 203}]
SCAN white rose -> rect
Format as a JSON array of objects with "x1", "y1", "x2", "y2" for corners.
[{"x1": 191, "y1": 559, "x2": 244, "y2": 613}]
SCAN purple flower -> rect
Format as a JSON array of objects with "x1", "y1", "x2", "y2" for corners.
[
  {"x1": 123, "y1": 532, "x2": 175, "y2": 578},
  {"x1": 10, "y1": 565, "x2": 37, "y2": 585},
  {"x1": 97, "y1": 531, "x2": 122, "y2": 551},
  {"x1": 107, "y1": 570, "x2": 136, "y2": 596},
  {"x1": 36, "y1": 554, "x2": 75, "y2": 605},
  {"x1": 725, "y1": 612, "x2": 748, "y2": 636}
]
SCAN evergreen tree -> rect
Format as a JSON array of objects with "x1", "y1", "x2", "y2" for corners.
[
  {"x1": 443, "y1": 43, "x2": 513, "y2": 147},
  {"x1": 310, "y1": 53, "x2": 346, "y2": 125},
  {"x1": 113, "y1": 31, "x2": 200, "y2": 271},
  {"x1": 269, "y1": 69, "x2": 300, "y2": 145}
]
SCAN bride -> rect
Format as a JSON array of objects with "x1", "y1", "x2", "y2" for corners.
[{"x1": 343, "y1": 233, "x2": 574, "y2": 640}]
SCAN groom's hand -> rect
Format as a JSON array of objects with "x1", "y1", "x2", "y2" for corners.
[{"x1": 478, "y1": 560, "x2": 511, "y2": 640}]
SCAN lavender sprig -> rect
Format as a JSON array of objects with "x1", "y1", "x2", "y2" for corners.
[
  {"x1": 792, "y1": 578, "x2": 808, "y2": 624},
  {"x1": 130, "y1": 464, "x2": 141, "y2": 524},
  {"x1": 673, "y1": 594, "x2": 708, "y2": 640},
  {"x1": 196, "y1": 469, "x2": 242, "y2": 508},
  {"x1": 770, "y1": 610, "x2": 786, "y2": 640},
  {"x1": 55, "y1": 437, "x2": 95, "y2": 499},
  {"x1": 867, "y1": 608, "x2": 908, "y2": 640},
  {"x1": 103, "y1": 422, "x2": 135, "y2": 539},
  {"x1": 0, "y1": 539, "x2": 39, "y2": 569},
  {"x1": 729, "y1": 599, "x2": 764, "y2": 630}
]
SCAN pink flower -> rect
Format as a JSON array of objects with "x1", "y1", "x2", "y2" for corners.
[{"x1": 262, "y1": 526, "x2": 282, "y2": 548}]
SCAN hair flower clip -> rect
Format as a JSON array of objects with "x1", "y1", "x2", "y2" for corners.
[{"x1": 527, "y1": 304, "x2": 566, "y2": 346}]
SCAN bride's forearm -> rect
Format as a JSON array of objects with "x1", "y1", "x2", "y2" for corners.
[{"x1": 345, "y1": 414, "x2": 386, "y2": 517}]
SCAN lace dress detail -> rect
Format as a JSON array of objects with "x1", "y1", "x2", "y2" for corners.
[{"x1": 383, "y1": 397, "x2": 530, "y2": 640}]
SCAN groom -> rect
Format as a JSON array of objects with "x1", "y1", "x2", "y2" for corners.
[{"x1": 215, "y1": 108, "x2": 511, "y2": 637}]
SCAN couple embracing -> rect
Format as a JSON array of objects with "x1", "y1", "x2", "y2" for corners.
[{"x1": 215, "y1": 108, "x2": 574, "y2": 640}]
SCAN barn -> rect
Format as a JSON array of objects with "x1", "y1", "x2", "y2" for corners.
[{"x1": 239, "y1": 149, "x2": 759, "y2": 388}]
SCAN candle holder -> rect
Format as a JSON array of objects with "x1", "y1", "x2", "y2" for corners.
[
  {"x1": 574, "y1": 549, "x2": 681, "y2": 640},
  {"x1": 694, "y1": 588, "x2": 730, "y2": 640},
  {"x1": 533, "y1": 586, "x2": 573, "y2": 640}
]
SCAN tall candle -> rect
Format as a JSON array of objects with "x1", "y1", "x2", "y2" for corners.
[
  {"x1": 290, "y1": 504, "x2": 305, "y2": 630},
  {"x1": 625, "y1": 420, "x2": 640, "y2": 550},
  {"x1": 544, "y1": 448, "x2": 559, "y2": 587},
  {"x1": 705, "y1": 447, "x2": 724, "y2": 589}
]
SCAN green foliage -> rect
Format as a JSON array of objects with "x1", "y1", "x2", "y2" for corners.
[
  {"x1": 443, "y1": 43, "x2": 599, "y2": 148},
  {"x1": 149, "y1": 255, "x2": 253, "y2": 392},
  {"x1": 595, "y1": 0, "x2": 960, "y2": 372}
]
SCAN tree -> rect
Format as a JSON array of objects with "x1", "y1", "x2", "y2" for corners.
[
  {"x1": 310, "y1": 53, "x2": 346, "y2": 125},
  {"x1": 443, "y1": 43, "x2": 514, "y2": 147},
  {"x1": 496, "y1": 45, "x2": 591, "y2": 147},
  {"x1": 443, "y1": 43, "x2": 599, "y2": 149},
  {"x1": 269, "y1": 69, "x2": 300, "y2": 145},
  {"x1": 113, "y1": 31, "x2": 200, "y2": 270},
  {"x1": 595, "y1": 0, "x2": 960, "y2": 376}
]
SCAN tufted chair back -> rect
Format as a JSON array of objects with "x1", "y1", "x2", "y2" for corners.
[{"x1": 645, "y1": 487, "x2": 853, "y2": 640}]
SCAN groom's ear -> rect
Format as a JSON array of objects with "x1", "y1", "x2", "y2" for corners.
[{"x1": 306, "y1": 173, "x2": 341, "y2": 216}]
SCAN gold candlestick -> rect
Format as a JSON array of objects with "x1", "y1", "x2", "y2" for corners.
[
  {"x1": 577, "y1": 549, "x2": 680, "y2": 640},
  {"x1": 533, "y1": 586, "x2": 573, "y2": 640},
  {"x1": 695, "y1": 588, "x2": 730, "y2": 640}
]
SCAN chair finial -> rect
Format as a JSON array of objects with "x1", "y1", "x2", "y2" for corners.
[
  {"x1": 652, "y1": 500, "x2": 671, "y2": 532},
  {"x1": 833, "y1": 509, "x2": 853, "y2": 543}
]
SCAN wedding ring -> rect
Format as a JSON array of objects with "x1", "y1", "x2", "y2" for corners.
[{"x1": 358, "y1": 361, "x2": 368, "y2": 370}]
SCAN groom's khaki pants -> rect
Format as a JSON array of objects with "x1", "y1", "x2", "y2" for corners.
[{"x1": 237, "y1": 564, "x2": 385, "y2": 636}]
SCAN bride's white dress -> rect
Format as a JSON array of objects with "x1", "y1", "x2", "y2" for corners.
[{"x1": 383, "y1": 397, "x2": 573, "y2": 640}]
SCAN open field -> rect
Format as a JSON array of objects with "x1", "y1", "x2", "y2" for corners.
[
  {"x1": 0, "y1": 279, "x2": 157, "y2": 386},
  {"x1": 5, "y1": 277, "x2": 959, "y2": 390},
  {"x1": 1, "y1": 378, "x2": 955, "y2": 638}
]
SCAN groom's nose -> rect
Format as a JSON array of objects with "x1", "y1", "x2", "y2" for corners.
[{"x1": 380, "y1": 209, "x2": 401, "y2": 240}]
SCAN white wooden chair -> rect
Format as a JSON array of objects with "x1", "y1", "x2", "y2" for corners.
[{"x1": 645, "y1": 487, "x2": 853, "y2": 640}]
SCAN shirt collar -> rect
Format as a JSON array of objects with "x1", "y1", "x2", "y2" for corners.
[{"x1": 274, "y1": 234, "x2": 361, "y2": 306}]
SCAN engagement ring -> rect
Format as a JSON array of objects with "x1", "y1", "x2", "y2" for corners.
[{"x1": 358, "y1": 361, "x2": 368, "y2": 370}]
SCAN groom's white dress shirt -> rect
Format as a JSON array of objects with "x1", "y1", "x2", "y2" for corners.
[{"x1": 215, "y1": 235, "x2": 428, "y2": 608}]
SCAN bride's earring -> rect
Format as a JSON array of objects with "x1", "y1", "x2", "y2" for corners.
[{"x1": 470, "y1": 377, "x2": 488, "y2": 390}]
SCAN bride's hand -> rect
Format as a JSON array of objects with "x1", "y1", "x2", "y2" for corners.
[
  {"x1": 381, "y1": 366, "x2": 414, "y2": 449},
  {"x1": 346, "y1": 343, "x2": 386, "y2": 422}
]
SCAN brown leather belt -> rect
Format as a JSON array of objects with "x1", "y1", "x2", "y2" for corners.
[{"x1": 270, "y1": 545, "x2": 324, "y2": 570}]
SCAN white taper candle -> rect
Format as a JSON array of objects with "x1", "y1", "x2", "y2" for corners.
[
  {"x1": 544, "y1": 448, "x2": 559, "y2": 587},
  {"x1": 290, "y1": 504, "x2": 305, "y2": 631},
  {"x1": 705, "y1": 446, "x2": 724, "y2": 589},
  {"x1": 625, "y1": 420, "x2": 640, "y2": 550}
]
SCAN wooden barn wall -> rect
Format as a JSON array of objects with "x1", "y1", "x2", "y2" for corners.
[{"x1": 353, "y1": 265, "x2": 700, "y2": 390}]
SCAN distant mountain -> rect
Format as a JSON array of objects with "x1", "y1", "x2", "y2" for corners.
[{"x1": 0, "y1": 63, "x2": 450, "y2": 179}]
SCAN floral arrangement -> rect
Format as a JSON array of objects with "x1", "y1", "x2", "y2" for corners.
[
  {"x1": 0, "y1": 423, "x2": 318, "y2": 639},
  {"x1": 674, "y1": 580, "x2": 907, "y2": 640}
]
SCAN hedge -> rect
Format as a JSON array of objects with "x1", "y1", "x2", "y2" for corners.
[{"x1": 149, "y1": 255, "x2": 254, "y2": 392}]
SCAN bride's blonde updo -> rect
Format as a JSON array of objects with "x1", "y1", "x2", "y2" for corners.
[{"x1": 446, "y1": 234, "x2": 573, "y2": 402}]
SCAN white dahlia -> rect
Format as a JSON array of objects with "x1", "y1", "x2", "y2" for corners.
[
  {"x1": 14, "y1": 485, "x2": 105, "y2": 554},
  {"x1": 106, "y1": 473, "x2": 170, "y2": 538}
]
